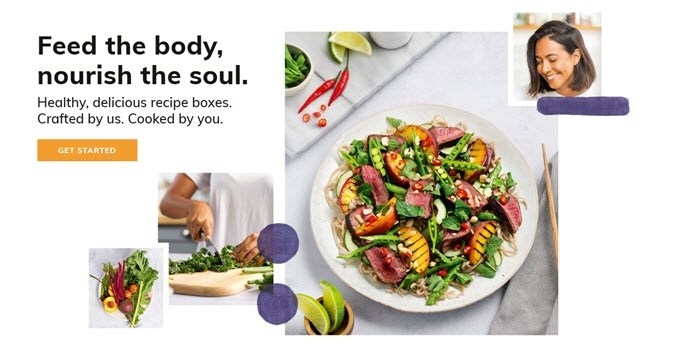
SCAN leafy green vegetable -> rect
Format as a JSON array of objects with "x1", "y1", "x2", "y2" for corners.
[
  {"x1": 168, "y1": 245, "x2": 268, "y2": 275},
  {"x1": 474, "y1": 263, "x2": 496, "y2": 278},
  {"x1": 356, "y1": 183, "x2": 374, "y2": 206},
  {"x1": 387, "y1": 138, "x2": 400, "y2": 151},
  {"x1": 454, "y1": 271, "x2": 473, "y2": 285},
  {"x1": 285, "y1": 45, "x2": 310, "y2": 88},
  {"x1": 396, "y1": 200, "x2": 424, "y2": 218},
  {"x1": 441, "y1": 216, "x2": 461, "y2": 231},
  {"x1": 386, "y1": 117, "x2": 404, "y2": 129},
  {"x1": 124, "y1": 250, "x2": 159, "y2": 328},
  {"x1": 454, "y1": 199, "x2": 471, "y2": 222},
  {"x1": 505, "y1": 172, "x2": 517, "y2": 189},
  {"x1": 247, "y1": 273, "x2": 273, "y2": 290}
]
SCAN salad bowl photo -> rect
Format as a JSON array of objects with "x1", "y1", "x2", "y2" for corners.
[{"x1": 309, "y1": 104, "x2": 538, "y2": 313}]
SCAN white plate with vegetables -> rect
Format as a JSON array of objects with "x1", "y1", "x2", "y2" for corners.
[
  {"x1": 309, "y1": 104, "x2": 538, "y2": 313},
  {"x1": 91, "y1": 250, "x2": 158, "y2": 327}
]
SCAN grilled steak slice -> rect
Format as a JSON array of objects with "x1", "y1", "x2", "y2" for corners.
[
  {"x1": 360, "y1": 165, "x2": 390, "y2": 205},
  {"x1": 441, "y1": 222, "x2": 472, "y2": 253},
  {"x1": 429, "y1": 127, "x2": 466, "y2": 147},
  {"x1": 405, "y1": 180, "x2": 432, "y2": 218},
  {"x1": 364, "y1": 247, "x2": 407, "y2": 284},
  {"x1": 453, "y1": 180, "x2": 488, "y2": 213},
  {"x1": 345, "y1": 205, "x2": 371, "y2": 232},
  {"x1": 488, "y1": 194, "x2": 522, "y2": 232}
]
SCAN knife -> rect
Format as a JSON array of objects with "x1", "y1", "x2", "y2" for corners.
[{"x1": 202, "y1": 236, "x2": 220, "y2": 256}]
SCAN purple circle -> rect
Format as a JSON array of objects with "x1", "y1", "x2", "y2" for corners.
[
  {"x1": 257, "y1": 283, "x2": 297, "y2": 325},
  {"x1": 257, "y1": 223, "x2": 299, "y2": 264}
]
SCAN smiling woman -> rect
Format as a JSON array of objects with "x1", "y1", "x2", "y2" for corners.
[{"x1": 526, "y1": 20, "x2": 596, "y2": 98}]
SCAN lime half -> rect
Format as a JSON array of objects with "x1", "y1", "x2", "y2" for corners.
[
  {"x1": 328, "y1": 32, "x2": 347, "y2": 64},
  {"x1": 320, "y1": 280, "x2": 346, "y2": 332},
  {"x1": 297, "y1": 293, "x2": 331, "y2": 335},
  {"x1": 328, "y1": 32, "x2": 372, "y2": 56}
]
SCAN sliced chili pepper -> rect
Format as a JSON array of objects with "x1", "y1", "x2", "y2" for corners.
[
  {"x1": 313, "y1": 111, "x2": 322, "y2": 118},
  {"x1": 297, "y1": 72, "x2": 340, "y2": 114},
  {"x1": 499, "y1": 194, "x2": 509, "y2": 205},
  {"x1": 453, "y1": 243, "x2": 462, "y2": 251},
  {"x1": 320, "y1": 104, "x2": 327, "y2": 111},
  {"x1": 318, "y1": 118, "x2": 327, "y2": 127},
  {"x1": 365, "y1": 213, "x2": 378, "y2": 224},
  {"x1": 448, "y1": 169, "x2": 458, "y2": 176},
  {"x1": 385, "y1": 256, "x2": 393, "y2": 265},
  {"x1": 432, "y1": 159, "x2": 442, "y2": 166},
  {"x1": 413, "y1": 183, "x2": 423, "y2": 191},
  {"x1": 302, "y1": 114, "x2": 310, "y2": 122},
  {"x1": 462, "y1": 245, "x2": 471, "y2": 255},
  {"x1": 380, "y1": 247, "x2": 389, "y2": 256},
  {"x1": 421, "y1": 140, "x2": 430, "y2": 148},
  {"x1": 327, "y1": 52, "x2": 350, "y2": 107},
  {"x1": 460, "y1": 222, "x2": 470, "y2": 230},
  {"x1": 437, "y1": 269, "x2": 447, "y2": 277},
  {"x1": 456, "y1": 188, "x2": 467, "y2": 199}
]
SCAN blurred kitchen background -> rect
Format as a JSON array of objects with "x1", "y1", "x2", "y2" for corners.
[
  {"x1": 512, "y1": 12, "x2": 602, "y2": 101},
  {"x1": 158, "y1": 173, "x2": 207, "y2": 253}
]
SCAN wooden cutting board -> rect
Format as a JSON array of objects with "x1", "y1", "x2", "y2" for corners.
[{"x1": 169, "y1": 268, "x2": 264, "y2": 297}]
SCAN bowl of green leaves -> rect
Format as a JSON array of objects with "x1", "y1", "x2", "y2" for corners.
[{"x1": 285, "y1": 43, "x2": 313, "y2": 96}]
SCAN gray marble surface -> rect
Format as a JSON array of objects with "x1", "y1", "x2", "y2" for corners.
[
  {"x1": 88, "y1": 248, "x2": 164, "y2": 328},
  {"x1": 168, "y1": 253, "x2": 260, "y2": 305},
  {"x1": 284, "y1": 32, "x2": 558, "y2": 335},
  {"x1": 285, "y1": 32, "x2": 446, "y2": 157}
]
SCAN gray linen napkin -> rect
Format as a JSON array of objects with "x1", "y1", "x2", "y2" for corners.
[{"x1": 489, "y1": 153, "x2": 559, "y2": 335}]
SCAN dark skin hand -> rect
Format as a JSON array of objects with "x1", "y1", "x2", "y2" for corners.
[{"x1": 160, "y1": 173, "x2": 264, "y2": 266}]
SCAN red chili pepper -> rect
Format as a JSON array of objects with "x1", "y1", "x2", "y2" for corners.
[
  {"x1": 313, "y1": 111, "x2": 322, "y2": 118},
  {"x1": 318, "y1": 118, "x2": 327, "y2": 127},
  {"x1": 413, "y1": 183, "x2": 423, "y2": 191},
  {"x1": 380, "y1": 247, "x2": 389, "y2": 256},
  {"x1": 385, "y1": 256, "x2": 393, "y2": 265},
  {"x1": 462, "y1": 245, "x2": 471, "y2": 255},
  {"x1": 460, "y1": 222, "x2": 470, "y2": 230},
  {"x1": 453, "y1": 243, "x2": 462, "y2": 251},
  {"x1": 421, "y1": 140, "x2": 430, "y2": 148},
  {"x1": 297, "y1": 72, "x2": 339, "y2": 114},
  {"x1": 437, "y1": 269, "x2": 447, "y2": 277},
  {"x1": 320, "y1": 104, "x2": 327, "y2": 111},
  {"x1": 327, "y1": 52, "x2": 350, "y2": 107},
  {"x1": 456, "y1": 188, "x2": 467, "y2": 199},
  {"x1": 365, "y1": 213, "x2": 378, "y2": 224},
  {"x1": 448, "y1": 169, "x2": 458, "y2": 176},
  {"x1": 302, "y1": 114, "x2": 310, "y2": 122},
  {"x1": 499, "y1": 194, "x2": 509, "y2": 205},
  {"x1": 432, "y1": 159, "x2": 442, "y2": 166}
]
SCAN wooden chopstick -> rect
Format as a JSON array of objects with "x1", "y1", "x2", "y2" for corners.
[{"x1": 541, "y1": 144, "x2": 559, "y2": 270}]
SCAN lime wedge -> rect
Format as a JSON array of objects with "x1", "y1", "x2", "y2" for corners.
[
  {"x1": 320, "y1": 280, "x2": 346, "y2": 332},
  {"x1": 328, "y1": 32, "x2": 372, "y2": 56},
  {"x1": 297, "y1": 293, "x2": 331, "y2": 335},
  {"x1": 327, "y1": 32, "x2": 347, "y2": 64}
]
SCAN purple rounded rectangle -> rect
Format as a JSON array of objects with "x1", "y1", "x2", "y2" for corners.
[{"x1": 537, "y1": 97, "x2": 629, "y2": 116}]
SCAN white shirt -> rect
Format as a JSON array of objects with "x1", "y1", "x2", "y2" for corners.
[{"x1": 185, "y1": 173, "x2": 273, "y2": 248}]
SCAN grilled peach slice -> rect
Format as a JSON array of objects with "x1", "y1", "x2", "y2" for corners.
[
  {"x1": 398, "y1": 226, "x2": 430, "y2": 274},
  {"x1": 468, "y1": 221, "x2": 499, "y2": 265},
  {"x1": 384, "y1": 151, "x2": 410, "y2": 186},
  {"x1": 397, "y1": 125, "x2": 439, "y2": 158},
  {"x1": 464, "y1": 139, "x2": 492, "y2": 182},
  {"x1": 338, "y1": 177, "x2": 359, "y2": 214},
  {"x1": 355, "y1": 198, "x2": 398, "y2": 236}
]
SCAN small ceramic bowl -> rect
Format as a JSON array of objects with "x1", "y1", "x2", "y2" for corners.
[
  {"x1": 304, "y1": 297, "x2": 354, "y2": 335},
  {"x1": 285, "y1": 43, "x2": 314, "y2": 97}
]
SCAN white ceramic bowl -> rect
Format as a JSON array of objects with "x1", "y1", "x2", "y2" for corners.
[{"x1": 285, "y1": 44, "x2": 314, "y2": 97}]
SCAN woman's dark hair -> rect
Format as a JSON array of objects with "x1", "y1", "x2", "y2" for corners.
[{"x1": 526, "y1": 20, "x2": 596, "y2": 97}]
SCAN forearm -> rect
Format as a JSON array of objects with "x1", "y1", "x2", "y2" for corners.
[{"x1": 159, "y1": 192, "x2": 202, "y2": 219}]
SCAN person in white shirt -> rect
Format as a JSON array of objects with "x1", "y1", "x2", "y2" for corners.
[
  {"x1": 159, "y1": 173, "x2": 273, "y2": 266},
  {"x1": 525, "y1": 21, "x2": 597, "y2": 99}
]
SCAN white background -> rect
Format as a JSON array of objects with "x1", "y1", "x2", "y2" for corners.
[{"x1": 1, "y1": 0, "x2": 699, "y2": 341}]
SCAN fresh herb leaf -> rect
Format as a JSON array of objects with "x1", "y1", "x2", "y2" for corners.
[
  {"x1": 431, "y1": 183, "x2": 442, "y2": 196},
  {"x1": 441, "y1": 216, "x2": 461, "y2": 231},
  {"x1": 387, "y1": 138, "x2": 400, "y2": 151},
  {"x1": 484, "y1": 235, "x2": 504, "y2": 258},
  {"x1": 506, "y1": 172, "x2": 517, "y2": 189},
  {"x1": 422, "y1": 183, "x2": 434, "y2": 192},
  {"x1": 386, "y1": 117, "x2": 404, "y2": 129},
  {"x1": 454, "y1": 199, "x2": 471, "y2": 222},
  {"x1": 396, "y1": 200, "x2": 424, "y2": 217},
  {"x1": 441, "y1": 183, "x2": 456, "y2": 197},
  {"x1": 356, "y1": 183, "x2": 374, "y2": 206},
  {"x1": 454, "y1": 271, "x2": 473, "y2": 285},
  {"x1": 474, "y1": 263, "x2": 496, "y2": 278}
]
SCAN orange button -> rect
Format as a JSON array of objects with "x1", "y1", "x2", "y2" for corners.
[{"x1": 37, "y1": 139, "x2": 138, "y2": 161}]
